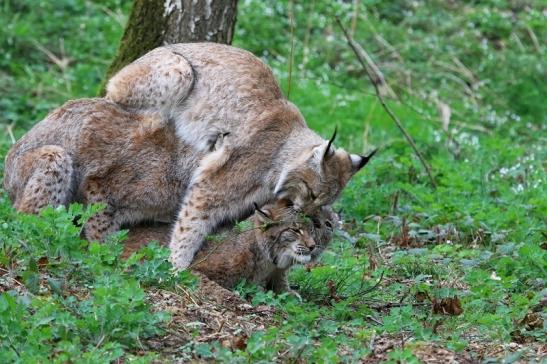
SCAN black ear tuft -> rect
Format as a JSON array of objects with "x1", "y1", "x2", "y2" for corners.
[
  {"x1": 351, "y1": 148, "x2": 378, "y2": 172},
  {"x1": 322, "y1": 126, "x2": 338, "y2": 162},
  {"x1": 359, "y1": 148, "x2": 378, "y2": 169}
]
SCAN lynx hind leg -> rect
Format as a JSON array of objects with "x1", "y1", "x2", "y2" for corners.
[
  {"x1": 106, "y1": 48, "x2": 194, "y2": 115},
  {"x1": 13, "y1": 146, "x2": 73, "y2": 214},
  {"x1": 192, "y1": 271, "x2": 246, "y2": 306},
  {"x1": 81, "y1": 179, "x2": 123, "y2": 242},
  {"x1": 122, "y1": 225, "x2": 171, "y2": 259}
]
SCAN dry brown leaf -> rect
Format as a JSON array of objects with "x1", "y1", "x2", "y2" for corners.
[
  {"x1": 522, "y1": 312, "x2": 543, "y2": 330},
  {"x1": 432, "y1": 297, "x2": 463, "y2": 316},
  {"x1": 221, "y1": 334, "x2": 248, "y2": 351},
  {"x1": 415, "y1": 291, "x2": 429, "y2": 303},
  {"x1": 37, "y1": 256, "x2": 49, "y2": 268}
]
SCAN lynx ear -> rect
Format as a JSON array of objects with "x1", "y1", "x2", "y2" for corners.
[
  {"x1": 254, "y1": 202, "x2": 272, "y2": 223},
  {"x1": 322, "y1": 127, "x2": 338, "y2": 162},
  {"x1": 350, "y1": 148, "x2": 378, "y2": 173}
]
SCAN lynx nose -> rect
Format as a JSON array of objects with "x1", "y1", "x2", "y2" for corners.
[{"x1": 305, "y1": 239, "x2": 315, "y2": 252}]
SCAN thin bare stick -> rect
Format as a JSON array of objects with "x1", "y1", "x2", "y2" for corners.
[
  {"x1": 5, "y1": 123, "x2": 16, "y2": 144},
  {"x1": 366, "y1": 315, "x2": 383, "y2": 325},
  {"x1": 302, "y1": 0, "x2": 315, "y2": 66},
  {"x1": 336, "y1": 18, "x2": 437, "y2": 188},
  {"x1": 343, "y1": 28, "x2": 397, "y2": 99},
  {"x1": 32, "y1": 40, "x2": 70, "y2": 71},
  {"x1": 525, "y1": 25, "x2": 541, "y2": 54},
  {"x1": 286, "y1": 0, "x2": 296, "y2": 99},
  {"x1": 374, "y1": 34, "x2": 403, "y2": 61},
  {"x1": 350, "y1": 0, "x2": 360, "y2": 36}
]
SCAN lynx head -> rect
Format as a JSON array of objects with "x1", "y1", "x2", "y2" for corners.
[
  {"x1": 309, "y1": 205, "x2": 339, "y2": 261},
  {"x1": 274, "y1": 128, "x2": 376, "y2": 212},
  {"x1": 252, "y1": 202, "x2": 336, "y2": 269}
]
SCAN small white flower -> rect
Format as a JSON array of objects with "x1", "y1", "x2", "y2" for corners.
[{"x1": 490, "y1": 271, "x2": 501, "y2": 281}]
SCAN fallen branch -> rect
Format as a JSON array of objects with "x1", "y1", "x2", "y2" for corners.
[{"x1": 336, "y1": 18, "x2": 437, "y2": 188}]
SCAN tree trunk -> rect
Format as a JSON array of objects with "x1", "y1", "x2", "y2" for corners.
[{"x1": 101, "y1": 0, "x2": 238, "y2": 94}]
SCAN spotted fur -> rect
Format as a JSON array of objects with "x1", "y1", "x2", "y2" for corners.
[
  {"x1": 124, "y1": 203, "x2": 338, "y2": 294},
  {"x1": 3, "y1": 99, "x2": 202, "y2": 240},
  {"x1": 5, "y1": 43, "x2": 372, "y2": 271},
  {"x1": 107, "y1": 42, "x2": 374, "y2": 269}
]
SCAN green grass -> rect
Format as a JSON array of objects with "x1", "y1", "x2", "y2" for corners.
[{"x1": 1, "y1": 0, "x2": 545, "y2": 362}]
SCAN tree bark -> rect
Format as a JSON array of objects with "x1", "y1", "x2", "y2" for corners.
[{"x1": 101, "y1": 0, "x2": 238, "y2": 94}]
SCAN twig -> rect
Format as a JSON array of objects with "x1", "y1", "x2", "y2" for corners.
[
  {"x1": 301, "y1": 0, "x2": 315, "y2": 66},
  {"x1": 366, "y1": 315, "x2": 383, "y2": 325},
  {"x1": 350, "y1": 0, "x2": 360, "y2": 36},
  {"x1": 362, "y1": 119, "x2": 371, "y2": 153},
  {"x1": 286, "y1": 0, "x2": 296, "y2": 99},
  {"x1": 452, "y1": 56, "x2": 477, "y2": 84},
  {"x1": 374, "y1": 34, "x2": 402, "y2": 62},
  {"x1": 368, "y1": 330, "x2": 376, "y2": 352},
  {"x1": 8, "y1": 341, "x2": 20, "y2": 358},
  {"x1": 399, "y1": 96, "x2": 491, "y2": 134},
  {"x1": 340, "y1": 24, "x2": 397, "y2": 99},
  {"x1": 336, "y1": 17, "x2": 437, "y2": 188},
  {"x1": 176, "y1": 283, "x2": 200, "y2": 307},
  {"x1": 216, "y1": 318, "x2": 226, "y2": 333},
  {"x1": 298, "y1": 73, "x2": 490, "y2": 134},
  {"x1": 352, "y1": 269, "x2": 385, "y2": 298},
  {"x1": 32, "y1": 39, "x2": 72, "y2": 94},
  {"x1": 525, "y1": 25, "x2": 541, "y2": 54},
  {"x1": 511, "y1": 32, "x2": 526, "y2": 52},
  {"x1": 5, "y1": 123, "x2": 16, "y2": 144},
  {"x1": 99, "y1": 5, "x2": 126, "y2": 27},
  {"x1": 31, "y1": 40, "x2": 70, "y2": 71}
]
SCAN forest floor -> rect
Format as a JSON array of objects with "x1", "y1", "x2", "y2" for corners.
[{"x1": 1, "y1": 1, "x2": 545, "y2": 363}]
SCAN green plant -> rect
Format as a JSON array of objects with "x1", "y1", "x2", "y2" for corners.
[{"x1": 1, "y1": 0, "x2": 545, "y2": 361}]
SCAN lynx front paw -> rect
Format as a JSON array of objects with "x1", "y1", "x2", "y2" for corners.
[
  {"x1": 286, "y1": 289, "x2": 303, "y2": 302},
  {"x1": 169, "y1": 249, "x2": 194, "y2": 270}
]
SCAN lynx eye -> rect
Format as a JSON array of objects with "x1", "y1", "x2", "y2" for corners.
[
  {"x1": 301, "y1": 180, "x2": 317, "y2": 200},
  {"x1": 278, "y1": 229, "x2": 297, "y2": 243},
  {"x1": 325, "y1": 220, "x2": 333, "y2": 229},
  {"x1": 311, "y1": 217, "x2": 321, "y2": 228}
]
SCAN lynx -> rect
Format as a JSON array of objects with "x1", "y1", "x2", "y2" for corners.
[
  {"x1": 106, "y1": 42, "x2": 376, "y2": 269},
  {"x1": 4, "y1": 43, "x2": 374, "y2": 270},
  {"x1": 3, "y1": 99, "x2": 202, "y2": 241},
  {"x1": 124, "y1": 203, "x2": 338, "y2": 294}
]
